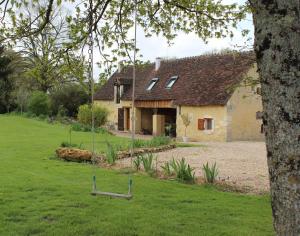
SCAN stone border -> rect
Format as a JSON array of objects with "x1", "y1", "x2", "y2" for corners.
[{"x1": 56, "y1": 144, "x2": 176, "y2": 162}]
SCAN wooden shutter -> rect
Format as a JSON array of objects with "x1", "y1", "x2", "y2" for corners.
[
  {"x1": 118, "y1": 108, "x2": 124, "y2": 131},
  {"x1": 198, "y1": 119, "x2": 205, "y2": 130}
]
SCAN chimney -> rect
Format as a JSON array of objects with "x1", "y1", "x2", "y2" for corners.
[
  {"x1": 155, "y1": 57, "x2": 161, "y2": 71},
  {"x1": 118, "y1": 61, "x2": 123, "y2": 73}
]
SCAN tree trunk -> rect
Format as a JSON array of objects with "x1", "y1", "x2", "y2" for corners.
[{"x1": 252, "y1": 0, "x2": 300, "y2": 235}]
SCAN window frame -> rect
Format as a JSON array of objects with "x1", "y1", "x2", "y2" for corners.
[
  {"x1": 146, "y1": 78, "x2": 159, "y2": 91},
  {"x1": 165, "y1": 76, "x2": 178, "y2": 89}
]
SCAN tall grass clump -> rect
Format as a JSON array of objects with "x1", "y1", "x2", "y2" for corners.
[
  {"x1": 161, "y1": 161, "x2": 173, "y2": 176},
  {"x1": 163, "y1": 158, "x2": 195, "y2": 183},
  {"x1": 141, "y1": 153, "x2": 155, "y2": 174},
  {"x1": 105, "y1": 142, "x2": 118, "y2": 164},
  {"x1": 133, "y1": 155, "x2": 142, "y2": 171},
  {"x1": 202, "y1": 162, "x2": 218, "y2": 184},
  {"x1": 148, "y1": 136, "x2": 171, "y2": 147}
]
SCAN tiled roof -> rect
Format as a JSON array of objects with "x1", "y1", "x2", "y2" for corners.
[{"x1": 94, "y1": 52, "x2": 255, "y2": 106}]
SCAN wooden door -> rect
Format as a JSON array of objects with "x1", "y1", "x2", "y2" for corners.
[
  {"x1": 118, "y1": 108, "x2": 124, "y2": 131},
  {"x1": 126, "y1": 108, "x2": 130, "y2": 130}
]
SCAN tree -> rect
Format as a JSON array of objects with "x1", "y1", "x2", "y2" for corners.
[
  {"x1": 49, "y1": 83, "x2": 89, "y2": 117},
  {"x1": 3, "y1": 1, "x2": 87, "y2": 92},
  {"x1": 1, "y1": 0, "x2": 299, "y2": 234},
  {"x1": 0, "y1": 45, "x2": 13, "y2": 113},
  {"x1": 251, "y1": 1, "x2": 300, "y2": 234}
]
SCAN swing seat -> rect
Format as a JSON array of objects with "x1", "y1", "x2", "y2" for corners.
[{"x1": 91, "y1": 190, "x2": 132, "y2": 200}]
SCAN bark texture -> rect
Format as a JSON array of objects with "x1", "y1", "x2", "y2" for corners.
[{"x1": 252, "y1": 0, "x2": 300, "y2": 234}]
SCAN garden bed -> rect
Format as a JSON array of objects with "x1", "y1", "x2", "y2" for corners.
[{"x1": 56, "y1": 144, "x2": 176, "y2": 162}]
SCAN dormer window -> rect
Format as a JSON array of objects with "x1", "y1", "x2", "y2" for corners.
[
  {"x1": 147, "y1": 78, "x2": 159, "y2": 91},
  {"x1": 166, "y1": 76, "x2": 178, "y2": 89}
]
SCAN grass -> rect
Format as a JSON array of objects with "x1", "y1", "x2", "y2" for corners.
[
  {"x1": 0, "y1": 115, "x2": 274, "y2": 235},
  {"x1": 176, "y1": 143, "x2": 204, "y2": 148}
]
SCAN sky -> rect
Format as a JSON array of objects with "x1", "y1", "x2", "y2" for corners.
[
  {"x1": 93, "y1": 23, "x2": 254, "y2": 78},
  {"x1": 92, "y1": 0, "x2": 254, "y2": 77}
]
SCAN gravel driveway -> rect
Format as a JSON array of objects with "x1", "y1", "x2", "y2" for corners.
[{"x1": 117, "y1": 142, "x2": 269, "y2": 194}]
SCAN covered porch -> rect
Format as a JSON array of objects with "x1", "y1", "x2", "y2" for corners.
[{"x1": 117, "y1": 100, "x2": 177, "y2": 137}]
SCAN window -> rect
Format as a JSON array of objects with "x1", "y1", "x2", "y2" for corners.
[
  {"x1": 166, "y1": 76, "x2": 178, "y2": 89},
  {"x1": 205, "y1": 118, "x2": 213, "y2": 130},
  {"x1": 116, "y1": 85, "x2": 120, "y2": 104},
  {"x1": 198, "y1": 118, "x2": 214, "y2": 131},
  {"x1": 147, "y1": 78, "x2": 159, "y2": 91}
]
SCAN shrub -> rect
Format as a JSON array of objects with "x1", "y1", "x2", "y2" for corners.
[
  {"x1": 57, "y1": 105, "x2": 67, "y2": 118},
  {"x1": 27, "y1": 91, "x2": 50, "y2": 116},
  {"x1": 203, "y1": 162, "x2": 218, "y2": 184},
  {"x1": 141, "y1": 153, "x2": 155, "y2": 174},
  {"x1": 49, "y1": 84, "x2": 89, "y2": 117},
  {"x1": 77, "y1": 104, "x2": 109, "y2": 127},
  {"x1": 105, "y1": 142, "x2": 118, "y2": 164},
  {"x1": 169, "y1": 158, "x2": 195, "y2": 183}
]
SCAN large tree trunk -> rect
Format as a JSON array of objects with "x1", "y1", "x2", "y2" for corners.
[{"x1": 252, "y1": 0, "x2": 300, "y2": 235}]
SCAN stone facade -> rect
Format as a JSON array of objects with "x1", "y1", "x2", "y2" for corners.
[{"x1": 95, "y1": 63, "x2": 264, "y2": 142}]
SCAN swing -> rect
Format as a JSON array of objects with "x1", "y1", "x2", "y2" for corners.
[{"x1": 89, "y1": 0, "x2": 137, "y2": 200}]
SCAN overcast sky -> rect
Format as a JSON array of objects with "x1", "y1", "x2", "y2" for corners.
[{"x1": 91, "y1": 0, "x2": 253, "y2": 77}]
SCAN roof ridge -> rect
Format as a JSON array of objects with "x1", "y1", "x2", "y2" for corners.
[{"x1": 160, "y1": 50, "x2": 253, "y2": 63}]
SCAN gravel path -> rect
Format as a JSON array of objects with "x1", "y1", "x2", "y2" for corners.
[{"x1": 117, "y1": 142, "x2": 269, "y2": 194}]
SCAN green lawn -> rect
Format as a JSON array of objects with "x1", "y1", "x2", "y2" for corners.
[{"x1": 0, "y1": 115, "x2": 274, "y2": 235}]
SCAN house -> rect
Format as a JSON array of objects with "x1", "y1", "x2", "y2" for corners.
[{"x1": 94, "y1": 52, "x2": 264, "y2": 142}]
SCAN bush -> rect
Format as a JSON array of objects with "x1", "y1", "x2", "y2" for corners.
[
  {"x1": 49, "y1": 84, "x2": 89, "y2": 117},
  {"x1": 168, "y1": 158, "x2": 195, "y2": 183},
  {"x1": 27, "y1": 91, "x2": 50, "y2": 116},
  {"x1": 203, "y1": 162, "x2": 218, "y2": 184},
  {"x1": 77, "y1": 104, "x2": 109, "y2": 128},
  {"x1": 105, "y1": 142, "x2": 118, "y2": 164}
]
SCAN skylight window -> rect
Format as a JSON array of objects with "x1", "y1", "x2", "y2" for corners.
[
  {"x1": 166, "y1": 76, "x2": 178, "y2": 89},
  {"x1": 146, "y1": 78, "x2": 159, "y2": 91}
]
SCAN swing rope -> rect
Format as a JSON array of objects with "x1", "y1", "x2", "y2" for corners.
[
  {"x1": 88, "y1": 0, "x2": 97, "y2": 193},
  {"x1": 128, "y1": 0, "x2": 138, "y2": 195},
  {"x1": 90, "y1": 0, "x2": 138, "y2": 199}
]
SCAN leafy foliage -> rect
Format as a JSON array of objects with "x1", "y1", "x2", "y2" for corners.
[
  {"x1": 161, "y1": 161, "x2": 173, "y2": 177},
  {"x1": 203, "y1": 162, "x2": 219, "y2": 184},
  {"x1": 77, "y1": 104, "x2": 109, "y2": 128},
  {"x1": 27, "y1": 91, "x2": 50, "y2": 116},
  {"x1": 164, "y1": 158, "x2": 195, "y2": 183},
  {"x1": 141, "y1": 153, "x2": 155, "y2": 174},
  {"x1": 60, "y1": 141, "x2": 83, "y2": 149},
  {"x1": 49, "y1": 84, "x2": 89, "y2": 117},
  {"x1": 71, "y1": 122, "x2": 110, "y2": 134},
  {"x1": 181, "y1": 114, "x2": 192, "y2": 136},
  {"x1": 133, "y1": 155, "x2": 142, "y2": 171},
  {"x1": 130, "y1": 136, "x2": 171, "y2": 149},
  {"x1": 0, "y1": 46, "x2": 15, "y2": 113}
]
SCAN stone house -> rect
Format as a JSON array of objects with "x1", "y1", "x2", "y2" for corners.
[{"x1": 94, "y1": 52, "x2": 264, "y2": 142}]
